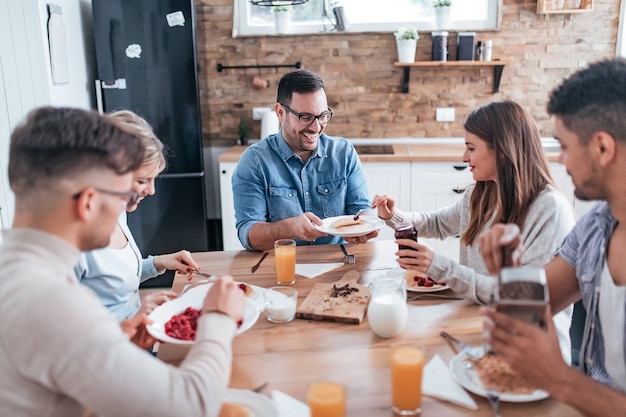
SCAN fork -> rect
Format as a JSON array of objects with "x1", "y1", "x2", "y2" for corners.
[
  {"x1": 353, "y1": 208, "x2": 374, "y2": 221},
  {"x1": 190, "y1": 270, "x2": 213, "y2": 279},
  {"x1": 340, "y1": 244, "x2": 355, "y2": 264},
  {"x1": 440, "y1": 332, "x2": 501, "y2": 415},
  {"x1": 407, "y1": 293, "x2": 463, "y2": 301},
  {"x1": 439, "y1": 331, "x2": 484, "y2": 360},
  {"x1": 180, "y1": 276, "x2": 216, "y2": 296},
  {"x1": 485, "y1": 389, "x2": 502, "y2": 417}
]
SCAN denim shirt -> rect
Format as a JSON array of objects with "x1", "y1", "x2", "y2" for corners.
[
  {"x1": 232, "y1": 132, "x2": 371, "y2": 250},
  {"x1": 559, "y1": 201, "x2": 626, "y2": 389}
]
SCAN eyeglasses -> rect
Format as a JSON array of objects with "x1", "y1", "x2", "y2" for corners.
[
  {"x1": 280, "y1": 103, "x2": 333, "y2": 126},
  {"x1": 73, "y1": 187, "x2": 139, "y2": 208}
]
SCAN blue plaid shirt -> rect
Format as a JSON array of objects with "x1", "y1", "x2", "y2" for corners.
[
  {"x1": 232, "y1": 132, "x2": 370, "y2": 251},
  {"x1": 559, "y1": 201, "x2": 625, "y2": 389}
]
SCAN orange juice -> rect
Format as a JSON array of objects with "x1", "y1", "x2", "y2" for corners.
[
  {"x1": 307, "y1": 382, "x2": 346, "y2": 417},
  {"x1": 391, "y1": 344, "x2": 424, "y2": 415},
  {"x1": 274, "y1": 239, "x2": 296, "y2": 284}
]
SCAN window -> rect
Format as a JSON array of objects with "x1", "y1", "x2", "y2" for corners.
[{"x1": 233, "y1": 0, "x2": 501, "y2": 37}]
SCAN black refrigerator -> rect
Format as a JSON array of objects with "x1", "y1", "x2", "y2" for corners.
[{"x1": 92, "y1": 0, "x2": 208, "y2": 287}]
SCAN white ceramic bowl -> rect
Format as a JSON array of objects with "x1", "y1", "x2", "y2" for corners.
[{"x1": 146, "y1": 284, "x2": 259, "y2": 345}]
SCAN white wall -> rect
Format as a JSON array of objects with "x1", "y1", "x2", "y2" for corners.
[{"x1": 0, "y1": 0, "x2": 94, "y2": 229}]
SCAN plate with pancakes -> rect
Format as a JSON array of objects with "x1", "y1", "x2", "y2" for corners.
[
  {"x1": 449, "y1": 350, "x2": 549, "y2": 402},
  {"x1": 387, "y1": 268, "x2": 450, "y2": 293},
  {"x1": 218, "y1": 389, "x2": 277, "y2": 417},
  {"x1": 315, "y1": 214, "x2": 385, "y2": 237}
]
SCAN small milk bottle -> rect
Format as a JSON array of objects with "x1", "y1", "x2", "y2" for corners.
[{"x1": 367, "y1": 275, "x2": 408, "y2": 338}]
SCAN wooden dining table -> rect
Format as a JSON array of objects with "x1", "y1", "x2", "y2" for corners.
[{"x1": 158, "y1": 240, "x2": 583, "y2": 417}]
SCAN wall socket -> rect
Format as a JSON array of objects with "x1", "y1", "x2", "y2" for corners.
[
  {"x1": 252, "y1": 107, "x2": 272, "y2": 120},
  {"x1": 436, "y1": 107, "x2": 455, "y2": 122}
]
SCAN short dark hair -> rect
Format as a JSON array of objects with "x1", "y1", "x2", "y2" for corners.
[
  {"x1": 9, "y1": 107, "x2": 145, "y2": 195},
  {"x1": 277, "y1": 69, "x2": 325, "y2": 105},
  {"x1": 547, "y1": 57, "x2": 626, "y2": 145}
]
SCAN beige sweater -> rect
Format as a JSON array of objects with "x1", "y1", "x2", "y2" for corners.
[{"x1": 0, "y1": 228, "x2": 236, "y2": 417}]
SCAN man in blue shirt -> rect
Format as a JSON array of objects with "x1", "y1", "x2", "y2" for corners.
[
  {"x1": 233, "y1": 69, "x2": 376, "y2": 251},
  {"x1": 478, "y1": 58, "x2": 626, "y2": 416}
]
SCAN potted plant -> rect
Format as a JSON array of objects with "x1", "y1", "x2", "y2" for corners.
[
  {"x1": 433, "y1": 0, "x2": 452, "y2": 29},
  {"x1": 394, "y1": 26, "x2": 419, "y2": 63},
  {"x1": 272, "y1": 4, "x2": 292, "y2": 34}
]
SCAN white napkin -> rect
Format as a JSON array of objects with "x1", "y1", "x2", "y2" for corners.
[
  {"x1": 296, "y1": 263, "x2": 344, "y2": 279},
  {"x1": 423, "y1": 354, "x2": 478, "y2": 410},
  {"x1": 272, "y1": 389, "x2": 310, "y2": 417}
]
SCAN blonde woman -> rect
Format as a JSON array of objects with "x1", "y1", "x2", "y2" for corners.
[
  {"x1": 373, "y1": 101, "x2": 576, "y2": 361},
  {"x1": 75, "y1": 110, "x2": 199, "y2": 321}
]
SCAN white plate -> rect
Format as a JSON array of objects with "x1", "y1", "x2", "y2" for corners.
[
  {"x1": 315, "y1": 214, "x2": 385, "y2": 237},
  {"x1": 222, "y1": 389, "x2": 277, "y2": 417},
  {"x1": 147, "y1": 284, "x2": 259, "y2": 345},
  {"x1": 387, "y1": 267, "x2": 451, "y2": 293},
  {"x1": 449, "y1": 351, "x2": 549, "y2": 402}
]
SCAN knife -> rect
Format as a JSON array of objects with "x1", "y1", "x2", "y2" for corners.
[{"x1": 251, "y1": 252, "x2": 269, "y2": 273}]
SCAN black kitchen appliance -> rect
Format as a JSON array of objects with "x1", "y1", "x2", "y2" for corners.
[{"x1": 92, "y1": 0, "x2": 208, "y2": 287}]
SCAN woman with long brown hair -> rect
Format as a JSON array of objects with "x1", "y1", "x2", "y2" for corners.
[{"x1": 372, "y1": 100, "x2": 576, "y2": 360}]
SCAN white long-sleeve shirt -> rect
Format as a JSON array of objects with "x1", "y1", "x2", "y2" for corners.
[{"x1": 0, "y1": 228, "x2": 235, "y2": 417}]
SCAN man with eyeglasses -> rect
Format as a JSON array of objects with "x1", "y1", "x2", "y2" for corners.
[
  {"x1": 0, "y1": 107, "x2": 245, "y2": 416},
  {"x1": 233, "y1": 69, "x2": 377, "y2": 251}
]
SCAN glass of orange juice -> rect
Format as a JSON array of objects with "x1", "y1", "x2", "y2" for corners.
[
  {"x1": 307, "y1": 381, "x2": 346, "y2": 417},
  {"x1": 274, "y1": 239, "x2": 296, "y2": 285},
  {"x1": 390, "y1": 342, "x2": 425, "y2": 415}
]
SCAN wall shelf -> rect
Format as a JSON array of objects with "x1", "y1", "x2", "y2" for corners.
[
  {"x1": 394, "y1": 61, "x2": 509, "y2": 94},
  {"x1": 537, "y1": 0, "x2": 593, "y2": 14}
]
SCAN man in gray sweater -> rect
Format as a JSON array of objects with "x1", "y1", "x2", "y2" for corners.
[{"x1": 0, "y1": 107, "x2": 245, "y2": 417}]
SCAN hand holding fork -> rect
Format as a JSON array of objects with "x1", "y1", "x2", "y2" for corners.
[{"x1": 440, "y1": 332, "x2": 501, "y2": 417}]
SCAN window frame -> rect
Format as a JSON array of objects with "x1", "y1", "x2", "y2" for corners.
[{"x1": 233, "y1": 0, "x2": 502, "y2": 38}]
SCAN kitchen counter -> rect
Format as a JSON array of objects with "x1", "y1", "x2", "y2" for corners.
[{"x1": 218, "y1": 139, "x2": 561, "y2": 163}]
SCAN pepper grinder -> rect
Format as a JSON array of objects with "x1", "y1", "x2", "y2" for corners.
[
  {"x1": 484, "y1": 40, "x2": 493, "y2": 62},
  {"x1": 476, "y1": 41, "x2": 484, "y2": 61}
]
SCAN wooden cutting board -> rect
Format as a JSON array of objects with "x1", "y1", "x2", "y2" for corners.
[{"x1": 296, "y1": 270, "x2": 370, "y2": 324}]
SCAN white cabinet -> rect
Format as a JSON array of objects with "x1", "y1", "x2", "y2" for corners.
[
  {"x1": 360, "y1": 162, "x2": 412, "y2": 241},
  {"x1": 549, "y1": 163, "x2": 596, "y2": 220},
  {"x1": 219, "y1": 162, "x2": 244, "y2": 251},
  {"x1": 409, "y1": 162, "x2": 474, "y2": 263},
  {"x1": 549, "y1": 163, "x2": 574, "y2": 205}
]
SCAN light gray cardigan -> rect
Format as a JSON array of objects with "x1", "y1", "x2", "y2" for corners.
[{"x1": 386, "y1": 184, "x2": 577, "y2": 361}]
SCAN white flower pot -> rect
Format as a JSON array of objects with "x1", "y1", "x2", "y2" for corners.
[
  {"x1": 434, "y1": 7, "x2": 451, "y2": 29},
  {"x1": 396, "y1": 39, "x2": 417, "y2": 63},
  {"x1": 274, "y1": 11, "x2": 291, "y2": 34}
]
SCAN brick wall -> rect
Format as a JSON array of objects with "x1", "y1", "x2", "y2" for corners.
[{"x1": 196, "y1": 0, "x2": 620, "y2": 145}]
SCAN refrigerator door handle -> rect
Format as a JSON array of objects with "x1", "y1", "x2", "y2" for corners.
[
  {"x1": 159, "y1": 172, "x2": 205, "y2": 179},
  {"x1": 95, "y1": 79, "x2": 104, "y2": 114}
]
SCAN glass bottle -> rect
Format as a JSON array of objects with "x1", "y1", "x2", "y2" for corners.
[{"x1": 394, "y1": 223, "x2": 418, "y2": 255}]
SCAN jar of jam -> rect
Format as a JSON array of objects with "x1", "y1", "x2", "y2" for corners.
[{"x1": 395, "y1": 223, "x2": 418, "y2": 255}]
